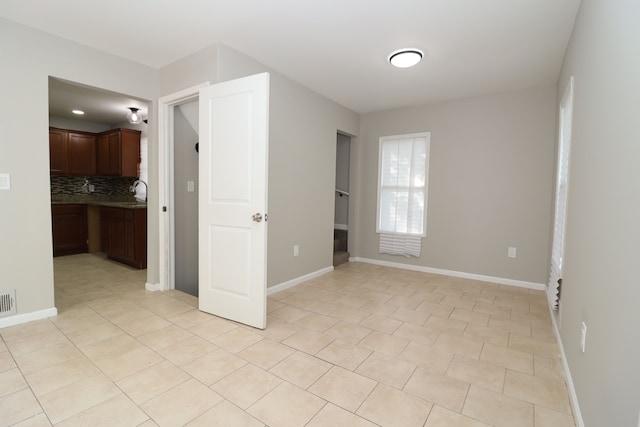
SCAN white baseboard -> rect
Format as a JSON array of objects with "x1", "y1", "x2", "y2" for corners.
[
  {"x1": 547, "y1": 303, "x2": 584, "y2": 427},
  {"x1": 0, "y1": 307, "x2": 58, "y2": 329},
  {"x1": 350, "y1": 257, "x2": 545, "y2": 291},
  {"x1": 268, "y1": 266, "x2": 334, "y2": 295},
  {"x1": 145, "y1": 282, "x2": 163, "y2": 292}
]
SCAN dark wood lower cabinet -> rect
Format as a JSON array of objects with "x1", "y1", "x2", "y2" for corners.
[
  {"x1": 51, "y1": 204, "x2": 87, "y2": 256},
  {"x1": 100, "y1": 207, "x2": 147, "y2": 269}
]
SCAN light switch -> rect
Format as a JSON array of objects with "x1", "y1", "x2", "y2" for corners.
[
  {"x1": 187, "y1": 181, "x2": 195, "y2": 192},
  {"x1": 0, "y1": 173, "x2": 10, "y2": 190}
]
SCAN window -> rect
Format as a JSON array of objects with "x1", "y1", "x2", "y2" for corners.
[
  {"x1": 548, "y1": 77, "x2": 573, "y2": 310},
  {"x1": 377, "y1": 132, "x2": 430, "y2": 237}
]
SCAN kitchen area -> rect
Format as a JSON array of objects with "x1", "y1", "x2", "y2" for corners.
[{"x1": 49, "y1": 78, "x2": 149, "y2": 269}]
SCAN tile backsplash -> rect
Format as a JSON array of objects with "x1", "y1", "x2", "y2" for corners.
[{"x1": 51, "y1": 176, "x2": 138, "y2": 201}]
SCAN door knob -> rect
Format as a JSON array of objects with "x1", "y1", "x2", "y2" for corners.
[{"x1": 252, "y1": 213, "x2": 263, "y2": 223}]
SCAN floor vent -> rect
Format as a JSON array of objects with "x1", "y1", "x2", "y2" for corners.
[{"x1": 0, "y1": 290, "x2": 16, "y2": 317}]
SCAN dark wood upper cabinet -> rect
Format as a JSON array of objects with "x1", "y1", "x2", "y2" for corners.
[
  {"x1": 50, "y1": 127, "x2": 140, "y2": 177},
  {"x1": 67, "y1": 132, "x2": 96, "y2": 176},
  {"x1": 49, "y1": 127, "x2": 96, "y2": 176},
  {"x1": 49, "y1": 128, "x2": 68, "y2": 175},
  {"x1": 96, "y1": 128, "x2": 141, "y2": 177}
]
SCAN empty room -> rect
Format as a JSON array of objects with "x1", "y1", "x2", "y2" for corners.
[{"x1": 0, "y1": 1, "x2": 638, "y2": 426}]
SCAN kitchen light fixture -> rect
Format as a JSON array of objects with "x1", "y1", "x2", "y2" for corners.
[
  {"x1": 72, "y1": 109, "x2": 84, "y2": 115},
  {"x1": 388, "y1": 48, "x2": 424, "y2": 68},
  {"x1": 127, "y1": 107, "x2": 143, "y2": 124}
]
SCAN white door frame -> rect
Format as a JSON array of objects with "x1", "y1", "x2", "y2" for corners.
[{"x1": 153, "y1": 82, "x2": 209, "y2": 292}]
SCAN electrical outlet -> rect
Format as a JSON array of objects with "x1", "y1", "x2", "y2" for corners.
[
  {"x1": 580, "y1": 321, "x2": 587, "y2": 352},
  {"x1": 508, "y1": 247, "x2": 517, "y2": 258},
  {"x1": 293, "y1": 245, "x2": 299, "y2": 257},
  {"x1": 88, "y1": 184, "x2": 95, "y2": 192},
  {"x1": 187, "y1": 180, "x2": 195, "y2": 192}
]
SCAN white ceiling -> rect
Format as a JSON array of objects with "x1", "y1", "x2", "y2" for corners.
[
  {"x1": 2, "y1": 0, "x2": 581, "y2": 115},
  {"x1": 48, "y1": 78, "x2": 149, "y2": 125}
]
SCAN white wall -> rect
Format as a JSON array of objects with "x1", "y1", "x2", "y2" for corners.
[
  {"x1": 556, "y1": 0, "x2": 640, "y2": 425},
  {"x1": 49, "y1": 116, "x2": 111, "y2": 133},
  {"x1": 0, "y1": 18, "x2": 158, "y2": 324},
  {"x1": 353, "y1": 87, "x2": 557, "y2": 284}
]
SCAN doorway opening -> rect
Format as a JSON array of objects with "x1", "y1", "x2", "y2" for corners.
[
  {"x1": 159, "y1": 74, "x2": 270, "y2": 329},
  {"x1": 333, "y1": 133, "x2": 351, "y2": 266},
  {"x1": 48, "y1": 77, "x2": 150, "y2": 269},
  {"x1": 156, "y1": 82, "x2": 208, "y2": 294},
  {"x1": 173, "y1": 101, "x2": 199, "y2": 296}
]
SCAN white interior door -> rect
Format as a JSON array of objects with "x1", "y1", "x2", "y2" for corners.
[{"x1": 198, "y1": 73, "x2": 269, "y2": 329}]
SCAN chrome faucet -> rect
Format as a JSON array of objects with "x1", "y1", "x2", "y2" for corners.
[{"x1": 130, "y1": 179, "x2": 148, "y2": 202}]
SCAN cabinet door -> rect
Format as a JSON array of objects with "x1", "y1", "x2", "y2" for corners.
[
  {"x1": 124, "y1": 210, "x2": 135, "y2": 262},
  {"x1": 134, "y1": 208, "x2": 147, "y2": 269},
  {"x1": 95, "y1": 129, "x2": 141, "y2": 177},
  {"x1": 110, "y1": 216, "x2": 125, "y2": 259},
  {"x1": 96, "y1": 134, "x2": 110, "y2": 176},
  {"x1": 68, "y1": 132, "x2": 96, "y2": 176},
  {"x1": 96, "y1": 131, "x2": 120, "y2": 176},
  {"x1": 49, "y1": 129, "x2": 68, "y2": 175},
  {"x1": 52, "y1": 204, "x2": 87, "y2": 256},
  {"x1": 120, "y1": 129, "x2": 141, "y2": 177},
  {"x1": 100, "y1": 207, "x2": 125, "y2": 259},
  {"x1": 107, "y1": 132, "x2": 122, "y2": 175}
]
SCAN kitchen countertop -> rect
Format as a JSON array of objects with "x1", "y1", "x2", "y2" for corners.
[{"x1": 51, "y1": 198, "x2": 147, "y2": 209}]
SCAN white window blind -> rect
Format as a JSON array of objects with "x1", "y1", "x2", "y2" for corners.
[
  {"x1": 548, "y1": 77, "x2": 574, "y2": 310},
  {"x1": 377, "y1": 133, "x2": 430, "y2": 257}
]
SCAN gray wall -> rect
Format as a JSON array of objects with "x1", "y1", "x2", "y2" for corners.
[
  {"x1": 556, "y1": 0, "x2": 640, "y2": 425},
  {"x1": 173, "y1": 104, "x2": 199, "y2": 296},
  {"x1": 0, "y1": 18, "x2": 158, "y2": 320},
  {"x1": 353, "y1": 87, "x2": 557, "y2": 284}
]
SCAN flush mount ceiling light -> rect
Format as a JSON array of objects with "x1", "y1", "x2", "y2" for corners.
[
  {"x1": 72, "y1": 109, "x2": 84, "y2": 115},
  {"x1": 127, "y1": 107, "x2": 143, "y2": 124},
  {"x1": 388, "y1": 48, "x2": 424, "y2": 68}
]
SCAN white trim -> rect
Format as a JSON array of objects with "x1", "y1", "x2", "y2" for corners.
[
  {"x1": 350, "y1": 257, "x2": 545, "y2": 290},
  {"x1": 0, "y1": 307, "x2": 58, "y2": 329},
  {"x1": 547, "y1": 301, "x2": 584, "y2": 427},
  {"x1": 334, "y1": 223, "x2": 348, "y2": 231},
  {"x1": 267, "y1": 266, "x2": 334, "y2": 295},
  {"x1": 145, "y1": 282, "x2": 163, "y2": 292},
  {"x1": 547, "y1": 75, "x2": 574, "y2": 310},
  {"x1": 377, "y1": 132, "x2": 430, "y2": 238},
  {"x1": 158, "y1": 82, "x2": 209, "y2": 292}
]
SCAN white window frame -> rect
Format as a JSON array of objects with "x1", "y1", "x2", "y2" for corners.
[
  {"x1": 548, "y1": 76, "x2": 574, "y2": 311},
  {"x1": 376, "y1": 132, "x2": 431, "y2": 237}
]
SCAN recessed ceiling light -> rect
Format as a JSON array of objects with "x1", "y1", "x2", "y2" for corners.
[
  {"x1": 72, "y1": 109, "x2": 85, "y2": 115},
  {"x1": 388, "y1": 48, "x2": 424, "y2": 68}
]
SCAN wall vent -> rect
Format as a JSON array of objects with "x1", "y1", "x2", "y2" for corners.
[{"x1": 0, "y1": 290, "x2": 16, "y2": 317}]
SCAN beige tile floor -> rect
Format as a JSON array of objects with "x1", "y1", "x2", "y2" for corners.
[{"x1": 0, "y1": 253, "x2": 576, "y2": 427}]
